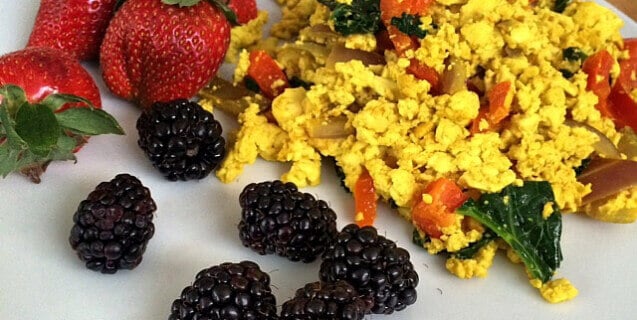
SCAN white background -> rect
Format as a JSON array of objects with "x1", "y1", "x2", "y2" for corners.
[{"x1": 1, "y1": 1, "x2": 636, "y2": 319}]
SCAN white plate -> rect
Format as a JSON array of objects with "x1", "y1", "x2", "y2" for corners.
[{"x1": 1, "y1": 1, "x2": 636, "y2": 319}]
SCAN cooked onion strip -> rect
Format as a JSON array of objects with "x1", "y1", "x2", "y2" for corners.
[
  {"x1": 440, "y1": 58, "x2": 467, "y2": 94},
  {"x1": 326, "y1": 44, "x2": 386, "y2": 67},
  {"x1": 198, "y1": 77, "x2": 269, "y2": 117},
  {"x1": 564, "y1": 119, "x2": 621, "y2": 159},
  {"x1": 578, "y1": 158, "x2": 637, "y2": 204},
  {"x1": 307, "y1": 116, "x2": 353, "y2": 139}
]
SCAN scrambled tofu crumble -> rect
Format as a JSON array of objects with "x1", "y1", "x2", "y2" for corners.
[{"x1": 203, "y1": 0, "x2": 637, "y2": 304}]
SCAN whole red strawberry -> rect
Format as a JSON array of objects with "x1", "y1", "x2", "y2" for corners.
[
  {"x1": 26, "y1": 0, "x2": 121, "y2": 61},
  {"x1": 228, "y1": 0, "x2": 257, "y2": 24},
  {"x1": 100, "y1": 0, "x2": 235, "y2": 108},
  {"x1": 0, "y1": 47, "x2": 124, "y2": 183}
]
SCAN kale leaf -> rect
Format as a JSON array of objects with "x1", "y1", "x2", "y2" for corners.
[
  {"x1": 453, "y1": 229, "x2": 497, "y2": 260},
  {"x1": 457, "y1": 181, "x2": 563, "y2": 283},
  {"x1": 318, "y1": 0, "x2": 381, "y2": 35},
  {"x1": 289, "y1": 76, "x2": 314, "y2": 90},
  {"x1": 563, "y1": 47, "x2": 588, "y2": 62},
  {"x1": 412, "y1": 228, "x2": 429, "y2": 247},
  {"x1": 391, "y1": 13, "x2": 428, "y2": 39},
  {"x1": 554, "y1": 0, "x2": 572, "y2": 13}
]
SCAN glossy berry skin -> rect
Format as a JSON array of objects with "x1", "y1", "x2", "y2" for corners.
[
  {"x1": 136, "y1": 99, "x2": 226, "y2": 181},
  {"x1": 27, "y1": 0, "x2": 120, "y2": 61},
  {"x1": 0, "y1": 47, "x2": 101, "y2": 109},
  {"x1": 169, "y1": 261, "x2": 278, "y2": 320},
  {"x1": 320, "y1": 224, "x2": 419, "y2": 314},
  {"x1": 69, "y1": 174, "x2": 157, "y2": 274},
  {"x1": 238, "y1": 180, "x2": 338, "y2": 263},
  {"x1": 280, "y1": 281, "x2": 372, "y2": 320},
  {"x1": 228, "y1": 0, "x2": 258, "y2": 24},
  {"x1": 100, "y1": 0, "x2": 231, "y2": 108}
]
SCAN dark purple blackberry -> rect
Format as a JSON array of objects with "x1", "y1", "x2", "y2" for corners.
[
  {"x1": 169, "y1": 261, "x2": 278, "y2": 320},
  {"x1": 238, "y1": 180, "x2": 338, "y2": 263},
  {"x1": 280, "y1": 280, "x2": 372, "y2": 320},
  {"x1": 319, "y1": 224, "x2": 419, "y2": 314},
  {"x1": 69, "y1": 174, "x2": 156, "y2": 274},
  {"x1": 136, "y1": 99, "x2": 226, "y2": 181}
]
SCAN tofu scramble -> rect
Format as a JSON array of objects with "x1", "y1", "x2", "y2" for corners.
[{"x1": 199, "y1": 0, "x2": 637, "y2": 304}]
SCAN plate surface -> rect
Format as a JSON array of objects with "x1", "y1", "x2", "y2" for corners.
[{"x1": 1, "y1": 1, "x2": 636, "y2": 319}]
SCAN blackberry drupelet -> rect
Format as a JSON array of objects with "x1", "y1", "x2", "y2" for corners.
[
  {"x1": 238, "y1": 180, "x2": 338, "y2": 263},
  {"x1": 136, "y1": 99, "x2": 226, "y2": 181},
  {"x1": 69, "y1": 174, "x2": 156, "y2": 274},
  {"x1": 319, "y1": 224, "x2": 419, "y2": 314},
  {"x1": 169, "y1": 261, "x2": 278, "y2": 320},
  {"x1": 280, "y1": 280, "x2": 372, "y2": 320}
]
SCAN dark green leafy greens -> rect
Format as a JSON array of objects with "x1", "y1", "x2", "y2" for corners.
[
  {"x1": 391, "y1": 13, "x2": 428, "y2": 39},
  {"x1": 563, "y1": 47, "x2": 588, "y2": 62},
  {"x1": 289, "y1": 76, "x2": 314, "y2": 90},
  {"x1": 453, "y1": 229, "x2": 497, "y2": 260},
  {"x1": 318, "y1": 0, "x2": 381, "y2": 35},
  {"x1": 554, "y1": 0, "x2": 572, "y2": 13},
  {"x1": 412, "y1": 228, "x2": 428, "y2": 247},
  {"x1": 457, "y1": 181, "x2": 563, "y2": 283}
]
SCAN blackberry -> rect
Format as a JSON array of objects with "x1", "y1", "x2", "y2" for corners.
[
  {"x1": 169, "y1": 261, "x2": 278, "y2": 320},
  {"x1": 280, "y1": 280, "x2": 372, "y2": 320},
  {"x1": 136, "y1": 99, "x2": 226, "y2": 181},
  {"x1": 69, "y1": 174, "x2": 156, "y2": 274},
  {"x1": 319, "y1": 224, "x2": 419, "y2": 314},
  {"x1": 238, "y1": 180, "x2": 338, "y2": 263}
]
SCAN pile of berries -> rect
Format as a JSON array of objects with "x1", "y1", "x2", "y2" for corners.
[{"x1": 233, "y1": 180, "x2": 420, "y2": 319}]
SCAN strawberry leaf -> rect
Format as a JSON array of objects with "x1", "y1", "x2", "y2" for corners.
[
  {"x1": 0, "y1": 84, "x2": 28, "y2": 116},
  {"x1": 14, "y1": 103, "x2": 60, "y2": 156},
  {"x1": 161, "y1": 0, "x2": 239, "y2": 26},
  {"x1": 0, "y1": 100, "x2": 28, "y2": 150},
  {"x1": 162, "y1": 0, "x2": 200, "y2": 7},
  {"x1": 55, "y1": 108, "x2": 125, "y2": 135},
  {"x1": 40, "y1": 93, "x2": 94, "y2": 112},
  {"x1": 48, "y1": 135, "x2": 78, "y2": 161},
  {"x1": 0, "y1": 143, "x2": 20, "y2": 177}
]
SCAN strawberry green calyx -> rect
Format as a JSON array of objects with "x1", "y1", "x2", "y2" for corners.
[
  {"x1": 0, "y1": 85, "x2": 124, "y2": 183},
  {"x1": 162, "y1": 0, "x2": 239, "y2": 26}
]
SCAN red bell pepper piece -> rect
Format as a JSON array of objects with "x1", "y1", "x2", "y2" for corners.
[
  {"x1": 354, "y1": 169, "x2": 377, "y2": 227},
  {"x1": 412, "y1": 178, "x2": 468, "y2": 238},
  {"x1": 247, "y1": 50, "x2": 289, "y2": 100}
]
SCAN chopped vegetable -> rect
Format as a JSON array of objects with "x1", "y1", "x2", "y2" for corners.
[
  {"x1": 247, "y1": 50, "x2": 289, "y2": 100},
  {"x1": 407, "y1": 59, "x2": 441, "y2": 93},
  {"x1": 562, "y1": 47, "x2": 588, "y2": 62},
  {"x1": 554, "y1": 0, "x2": 572, "y2": 13},
  {"x1": 390, "y1": 13, "x2": 428, "y2": 39},
  {"x1": 582, "y1": 50, "x2": 616, "y2": 120},
  {"x1": 198, "y1": 77, "x2": 269, "y2": 117},
  {"x1": 440, "y1": 58, "x2": 467, "y2": 95},
  {"x1": 577, "y1": 158, "x2": 637, "y2": 204},
  {"x1": 486, "y1": 81, "x2": 513, "y2": 125},
  {"x1": 326, "y1": 44, "x2": 386, "y2": 67},
  {"x1": 458, "y1": 181, "x2": 563, "y2": 283},
  {"x1": 618, "y1": 127, "x2": 637, "y2": 158},
  {"x1": 318, "y1": 0, "x2": 381, "y2": 36},
  {"x1": 564, "y1": 119, "x2": 621, "y2": 159},
  {"x1": 354, "y1": 168, "x2": 377, "y2": 226},
  {"x1": 608, "y1": 59, "x2": 637, "y2": 131},
  {"x1": 412, "y1": 178, "x2": 468, "y2": 238},
  {"x1": 454, "y1": 230, "x2": 497, "y2": 260}
]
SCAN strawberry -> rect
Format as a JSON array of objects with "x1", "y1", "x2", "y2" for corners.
[
  {"x1": 228, "y1": 0, "x2": 258, "y2": 24},
  {"x1": 26, "y1": 0, "x2": 122, "y2": 61},
  {"x1": 0, "y1": 47, "x2": 124, "y2": 183},
  {"x1": 100, "y1": 0, "x2": 237, "y2": 108}
]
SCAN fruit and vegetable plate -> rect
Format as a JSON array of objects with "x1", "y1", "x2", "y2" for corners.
[{"x1": 2, "y1": 0, "x2": 637, "y2": 319}]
